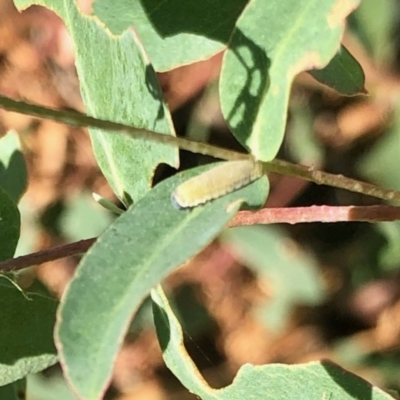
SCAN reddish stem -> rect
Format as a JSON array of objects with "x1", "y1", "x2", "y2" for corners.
[
  {"x1": 230, "y1": 205, "x2": 400, "y2": 226},
  {"x1": 2, "y1": 205, "x2": 400, "y2": 273},
  {"x1": 0, "y1": 238, "x2": 96, "y2": 272}
]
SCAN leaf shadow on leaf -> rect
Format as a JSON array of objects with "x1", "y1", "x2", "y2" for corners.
[
  {"x1": 139, "y1": 0, "x2": 248, "y2": 42},
  {"x1": 224, "y1": 29, "x2": 271, "y2": 150},
  {"x1": 145, "y1": 64, "x2": 166, "y2": 122},
  {"x1": 322, "y1": 359, "x2": 373, "y2": 400}
]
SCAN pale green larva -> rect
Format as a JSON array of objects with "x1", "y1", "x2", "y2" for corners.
[{"x1": 171, "y1": 160, "x2": 263, "y2": 209}]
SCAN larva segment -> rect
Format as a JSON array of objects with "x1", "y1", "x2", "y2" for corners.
[{"x1": 172, "y1": 160, "x2": 263, "y2": 209}]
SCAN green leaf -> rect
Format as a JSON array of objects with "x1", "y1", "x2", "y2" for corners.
[
  {"x1": 151, "y1": 286, "x2": 394, "y2": 400},
  {"x1": 376, "y1": 221, "x2": 400, "y2": 271},
  {"x1": 356, "y1": 107, "x2": 400, "y2": 193},
  {"x1": 309, "y1": 45, "x2": 366, "y2": 96},
  {"x1": 13, "y1": 199, "x2": 40, "y2": 258},
  {"x1": 151, "y1": 286, "x2": 211, "y2": 398},
  {"x1": 27, "y1": 373, "x2": 77, "y2": 400},
  {"x1": 0, "y1": 280, "x2": 58, "y2": 385},
  {"x1": 56, "y1": 163, "x2": 269, "y2": 400},
  {"x1": 93, "y1": 0, "x2": 248, "y2": 72},
  {"x1": 60, "y1": 192, "x2": 114, "y2": 242},
  {"x1": 220, "y1": 0, "x2": 361, "y2": 161},
  {"x1": 286, "y1": 102, "x2": 324, "y2": 165},
  {"x1": 0, "y1": 131, "x2": 27, "y2": 203},
  {"x1": 0, "y1": 186, "x2": 20, "y2": 262},
  {"x1": 217, "y1": 361, "x2": 394, "y2": 400},
  {"x1": 170, "y1": 284, "x2": 214, "y2": 338},
  {"x1": 221, "y1": 226, "x2": 325, "y2": 331},
  {"x1": 15, "y1": 0, "x2": 177, "y2": 205},
  {"x1": 349, "y1": 0, "x2": 397, "y2": 63},
  {"x1": 93, "y1": 193, "x2": 124, "y2": 215},
  {"x1": 0, "y1": 381, "x2": 23, "y2": 400}
]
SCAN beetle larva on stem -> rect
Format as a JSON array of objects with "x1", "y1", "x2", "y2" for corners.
[{"x1": 171, "y1": 160, "x2": 263, "y2": 209}]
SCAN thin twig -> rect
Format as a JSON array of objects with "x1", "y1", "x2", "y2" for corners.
[
  {"x1": 1, "y1": 206, "x2": 399, "y2": 272},
  {"x1": 0, "y1": 238, "x2": 96, "y2": 272},
  {"x1": 1, "y1": 95, "x2": 400, "y2": 202},
  {"x1": 263, "y1": 160, "x2": 400, "y2": 203},
  {"x1": 0, "y1": 94, "x2": 247, "y2": 162},
  {"x1": 230, "y1": 205, "x2": 400, "y2": 226}
]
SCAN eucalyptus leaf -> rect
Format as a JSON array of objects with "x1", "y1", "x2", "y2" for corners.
[
  {"x1": 15, "y1": 0, "x2": 178, "y2": 205},
  {"x1": 93, "y1": 0, "x2": 248, "y2": 72},
  {"x1": 152, "y1": 286, "x2": 394, "y2": 400},
  {"x1": 0, "y1": 281, "x2": 58, "y2": 385},
  {"x1": 56, "y1": 163, "x2": 269, "y2": 400},
  {"x1": 0, "y1": 186, "x2": 20, "y2": 262},
  {"x1": 220, "y1": 0, "x2": 361, "y2": 161},
  {"x1": 309, "y1": 45, "x2": 366, "y2": 96},
  {"x1": 0, "y1": 382, "x2": 20, "y2": 400},
  {"x1": 0, "y1": 131, "x2": 27, "y2": 203}
]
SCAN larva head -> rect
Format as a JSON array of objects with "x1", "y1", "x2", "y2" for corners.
[{"x1": 171, "y1": 191, "x2": 186, "y2": 209}]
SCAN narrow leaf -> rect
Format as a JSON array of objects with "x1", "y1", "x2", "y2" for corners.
[
  {"x1": 56, "y1": 163, "x2": 269, "y2": 400},
  {"x1": 0, "y1": 187, "x2": 20, "y2": 262},
  {"x1": 0, "y1": 131, "x2": 27, "y2": 203},
  {"x1": 151, "y1": 286, "x2": 213, "y2": 398},
  {"x1": 15, "y1": 0, "x2": 178, "y2": 204},
  {"x1": 0, "y1": 281, "x2": 58, "y2": 385},
  {"x1": 0, "y1": 382, "x2": 20, "y2": 400},
  {"x1": 152, "y1": 287, "x2": 394, "y2": 400}
]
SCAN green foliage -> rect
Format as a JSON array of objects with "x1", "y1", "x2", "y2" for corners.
[
  {"x1": 152, "y1": 286, "x2": 393, "y2": 399},
  {"x1": 2, "y1": 0, "x2": 392, "y2": 399},
  {"x1": 16, "y1": 0, "x2": 177, "y2": 205},
  {"x1": 56, "y1": 164, "x2": 268, "y2": 399},
  {"x1": 310, "y1": 45, "x2": 366, "y2": 96},
  {"x1": 0, "y1": 378, "x2": 26, "y2": 400},
  {"x1": 60, "y1": 192, "x2": 114, "y2": 241},
  {"x1": 219, "y1": 0, "x2": 361, "y2": 161},
  {"x1": 349, "y1": 0, "x2": 397, "y2": 63},
  {"x1": 357, "y1": 108, "x2": 400, "y2": 192},
  {"x1": 27, "y1": 373, "x2": 77, "y2": 400},
  {"x1": 93, "y1": 0, "x2": 249, "y2": 72},
  {"x1": 221, "y1": 226, "x2": 325, "y2": 331},
  {"x1": 0, "y1": 280, "x2": 58, "y2": 385},
  {"x1": 0, "y1": 131, "x2": 27, "y2": 203},
  {"x1": 0, "y1": 187, "x2": 20, "y2": 262}
]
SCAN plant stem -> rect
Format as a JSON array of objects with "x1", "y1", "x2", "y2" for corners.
[
  {"x1": 1, "y1": 94, "x2": 400, "y2": 202},
  {"x1": 230, "y1": 205, "x2": 400, "y2": 226},
  {"x1": 0, "y1": 238, "x2": 95, "y2": 272},
  {"x1": 1, "y1": 206, "x2": 400, "y2": 272},
  {"x1": 261, "y1": 160, "x2": 400, "y2": 203},
  {"x1": 0, "y1": 94, "x2": 247, "y2": 162}
]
